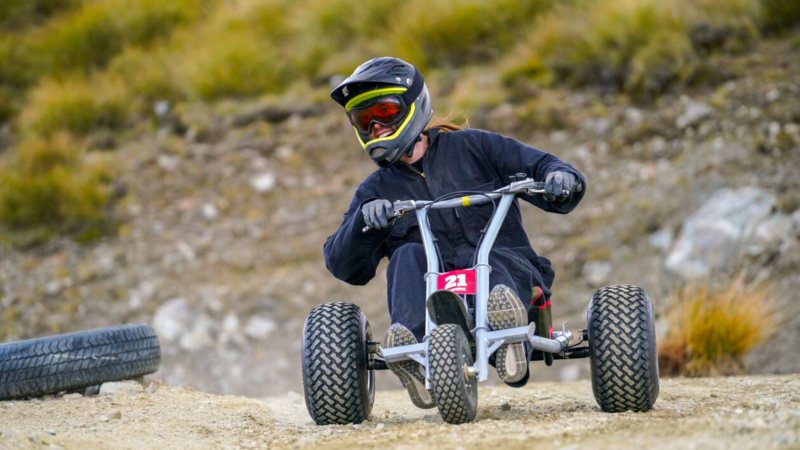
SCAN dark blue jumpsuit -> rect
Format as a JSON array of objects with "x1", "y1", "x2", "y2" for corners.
[{"x1": 323, "y1": 128, "x2": 586, "y2": 340}]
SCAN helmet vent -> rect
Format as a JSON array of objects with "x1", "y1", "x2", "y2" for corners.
[{"x1": 387, "y1": 63, "x2": 408, "y2": 75}]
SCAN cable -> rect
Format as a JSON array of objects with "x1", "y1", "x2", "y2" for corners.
[{"x1": 421, "y1": 190, "x2": 498, "y2": 269}]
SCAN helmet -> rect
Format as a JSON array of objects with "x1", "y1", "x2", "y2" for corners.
[{"x1": 331, "y1": 57, "x2": 432, "y2": 167}]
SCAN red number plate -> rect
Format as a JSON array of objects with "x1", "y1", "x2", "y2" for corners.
[{"x1": 436, "y1": 269, "x2": 476, "y2": 295}]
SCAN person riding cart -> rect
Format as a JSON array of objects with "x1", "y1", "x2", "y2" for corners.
[{"x1": 323, "y1": 56, "x2": 586, "y2": 407}]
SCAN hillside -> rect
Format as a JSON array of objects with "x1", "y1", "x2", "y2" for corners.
[{"x1": 1, "y1": 33, "x2": 798, "y2": 396}]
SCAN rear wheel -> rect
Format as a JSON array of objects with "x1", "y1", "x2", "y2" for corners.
[
  {"x1": 429, "y1": 324, "x2": 477, "y2": 424},
  {"x1": 588, "y1": 285, "x2": 659, "y2": 412},
  {"x1": 0, "y1": 324, "x2": 160, "y2": 400},
  {"x1": 302, "y1": 302, "x2": 374, "y2": 425}
]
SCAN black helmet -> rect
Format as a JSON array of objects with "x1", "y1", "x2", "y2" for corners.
[{"x1": 331, "y1": 57, "x2": 432, "y2": 167}]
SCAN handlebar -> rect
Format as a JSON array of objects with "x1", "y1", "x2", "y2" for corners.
[{"x1": 362, "y1": 178, "x2": 567, "y2": 233}]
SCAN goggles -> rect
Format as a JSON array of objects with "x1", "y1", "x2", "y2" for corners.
[{"x1": 347, "y1": 95, "x2": 408, "y2": 134}]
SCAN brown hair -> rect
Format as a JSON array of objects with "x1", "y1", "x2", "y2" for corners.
[{"x1": 425, "y1": 114, "x2": 469, "y2": 133}]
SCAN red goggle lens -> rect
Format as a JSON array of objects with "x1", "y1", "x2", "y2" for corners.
[{"x1": 349, "y1": 97, "x2": 405, "y2": 133}]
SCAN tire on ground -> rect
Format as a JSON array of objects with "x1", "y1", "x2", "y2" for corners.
[
  {"x1": 0, "y1": 324, "x2": 161, "y2": 400},
  {"x1": 588, "y1": 284, "x2": 659, "y2": 412},
  {"x1": 302, "y1": 302, "x2": 374, "y2": 425},
  {"x1": 429, "y1": 323, "x2": 477, "y2": 424}
]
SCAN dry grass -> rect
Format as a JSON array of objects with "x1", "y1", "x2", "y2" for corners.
[
  {"x1": 19, "y1": 76, "x2": 131, "y2": 137},
  {"x1": 0, "y1": 133, "x2": 116, "y2": 245},
  {"x1": 504, "y1": 0, "x2": 767, "y2": 99},
  {"x1": 658, "y1": 275, "x2": 774, "y2": 377},
  {"x1": 0, "y1": 0, "x2": 81, "y2": 32}
]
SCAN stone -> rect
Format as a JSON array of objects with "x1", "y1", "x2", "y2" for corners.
[
  {"x1": 157, "y1": 154, "x2": 179, "y2": 171},
  {"x1": 244, "y1": 316, "x2": 275, "y2": 340},
  {"x1": 250, "y1": 172, "x2": 276, "y2": 193},
  {"x1": 152, "y1": 298, "x2": 192, "y2": 343},
  {"x1": 179, "y1": 315, "x2": 215, "y2": 350},
  {"x1": 747, "y1": 214, "x2": 795, "y2": 257},
  {"x1": 202, "y1": 203, "x2": 219, "y2": 220},
  {"x1": 650, "y1": 228, "x2": 673, "y2": 253},
  {"x1": 583, "y1": 261, "x2": 611, "y2": 285},
  {"x1": 100, "y1": 381, "x2": 144, "y2": 396},
  {"x1": 765, "y1": 88, "x2": 780, "y2": 103},
  {"x1": 665, "y1": 187, "x2": 776, "y2": 278},
  {"x1": 676, "y1": 98, "x2": 712, "y2": 129}
]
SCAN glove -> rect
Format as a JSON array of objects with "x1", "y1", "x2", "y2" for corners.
[
  {"x1": 361, "y1": 199, "x2": 394, "y2": 230},
  {"x1": 544, "y1": 171, "x2": 582, "y2": 202}
]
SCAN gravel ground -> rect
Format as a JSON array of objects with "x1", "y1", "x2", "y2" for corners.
[{"x1": 1, "y1": 375, "x2": 798, "y2": 450}]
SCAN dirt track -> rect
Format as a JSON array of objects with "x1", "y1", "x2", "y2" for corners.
[{"x1": 0, "y1": 375, "x2": 798, "y2": 449}]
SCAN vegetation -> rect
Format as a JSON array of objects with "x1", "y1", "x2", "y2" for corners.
[
  {"x1": 502, "y1": 0, "x2": 775, "y2": 99},
  {"x1": 658, "y1": 276, "x2": 774, "y2": 376},
  {"x1": 0, "y1": 0, "x2": 797, "y2": 243},
  {"x1": 0, "y1": 133, "x2": 117, "y2": 246},
  {"x1": 19, "y1": 76, "x2": 131, "y2": 137}
]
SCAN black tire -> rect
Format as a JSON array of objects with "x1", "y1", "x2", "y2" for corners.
[
  {"x1": 302, "y1": 302, "x2": 374, "y2": 425},
  {"x1": 0, "y1": 324, "x2": 160, "y2": 400},
  {"x1": 588, "y1": 285, "x2": 659, "y2": 412},
  {"x1": 429, "y1": 324, "x2": 477, "y2": 424}
]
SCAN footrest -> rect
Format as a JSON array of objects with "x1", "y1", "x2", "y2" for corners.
[{"x1": 426, "y1": 290, "x2": 474, "y2": 345}]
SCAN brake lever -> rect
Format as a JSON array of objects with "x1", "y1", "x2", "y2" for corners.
[
  {"x1": 361, "y1": 199, "x2": 418, "y2": 233},
  {"x1": 527, "y1": 188, "x2": 571, "y2": 196},
  {"x1": 362, "y1": 211, "x2": 405, "y2": 233}
]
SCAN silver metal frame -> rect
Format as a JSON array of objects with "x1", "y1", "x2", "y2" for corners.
[{"x1": 381, "y1": 179, "x2": 571, "y2": 383}]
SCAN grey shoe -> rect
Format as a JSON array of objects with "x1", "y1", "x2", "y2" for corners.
[
  {"x1": 488, "y1": 284, "x2": 529, "y2": 384},
  {"x1": 384, "y1": 323, "x2": 435, "y2": 409}
]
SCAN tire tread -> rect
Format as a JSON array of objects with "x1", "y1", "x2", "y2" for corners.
[
  {"x1": 429, "y1": 324, "x2": 477, "y2": 424},
  {"x1": 0, "y1": 324, "x2": 160, "y2": 400},
  {"x1": 588, "y1": 285, "x2": 659, "y2": 412},
  {"x1": 302, "y1": 302, "x2": 372, "y2": 425}
]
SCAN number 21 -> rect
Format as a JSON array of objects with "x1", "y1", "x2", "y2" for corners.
[{"x1": 444, "y1": 274, "x2": 467, "y2": 290}]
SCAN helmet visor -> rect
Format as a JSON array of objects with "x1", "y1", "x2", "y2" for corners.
[{"x1": 347, "y1": 96, "x2": 407, "y2": 134}]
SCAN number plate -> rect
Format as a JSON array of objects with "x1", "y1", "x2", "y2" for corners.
[{"x1": 436, "y1": 269, "x2": 476, "y2": 295}]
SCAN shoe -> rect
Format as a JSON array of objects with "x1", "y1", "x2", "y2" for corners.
[
  {"x1": 384, "y1": 323, "x2": 435, "y2": 409},
  {"x1": 488, "y1": 285, "x2": 529, "y2": 384}
]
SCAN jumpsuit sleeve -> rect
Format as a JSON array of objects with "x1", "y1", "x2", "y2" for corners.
[
  {"x1": 479, "y1": 131, "x2": 587, "y2": 214},
  {"x1": 323, "y1": 181, "x2": 391, "y2": 285}
]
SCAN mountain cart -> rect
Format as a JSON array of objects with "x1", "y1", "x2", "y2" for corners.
[{"x1": 302, "y1": 176, "x2": 659, "y2": 424}]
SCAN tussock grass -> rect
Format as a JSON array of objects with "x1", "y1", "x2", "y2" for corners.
[
  {"x1": 27, "y1": 0, "x2": 206, "y2": 75},
  {"x1": 390, "y1": 0, "x2": 552, "y2": 70},
  {"x1": 504, "y1": 0, "x2": 766, "y2": 99},
  {"x1": 29, "y1": 2, "x2": 124, "y2": 75},
  {"x1": 19, "y1": 76, "x2": 130, "y2": 137},
  {"x1": 0, "y1": 0, "x2": 81, "y2": 32},
  {"x1": 760, "y1": 0, "x2": 800, "y2": 33},
  {"x1": 291, "y1": 0, "x2": 394, "y2": 79},
  {"x1": 0, "y1": 35, "x2": 37, "y2": 92},
  {"x1": 108, "y1": 48, "x2": 184, "y2": 104},
  {"x1": 156, "y1": 0, "x2": 299, "y2": 101},
  {"x1": 658, "y1": 276, "x2": 774, "y2": 377},
  {"x1": 0, "y1": 133, "x2": 116, "y2": 245},
  {"x1": 176, "y1": 30, "x2": 285, "y2": 101}
]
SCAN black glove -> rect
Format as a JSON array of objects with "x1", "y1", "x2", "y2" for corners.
[
  {"x1": 544, "y1": 171, "x2": 582, "y2": 202},
  {"x1": 361, "y1": 199, "x2": 394, "y2": 230}
]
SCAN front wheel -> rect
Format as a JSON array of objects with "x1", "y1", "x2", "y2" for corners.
[
  {"x1": 588, "y1": 285, "x2": 659, "y2": 412},
  {"x1": 301, "y1": 302, "x2": 374, "y2": 425},
  {"x1": 429, "y1": 324, "x2": 477, "y2": 424}
]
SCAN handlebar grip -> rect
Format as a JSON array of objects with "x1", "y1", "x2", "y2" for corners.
[{"x1": 361, "y1": 214, "x2": 400, "y2": 233}]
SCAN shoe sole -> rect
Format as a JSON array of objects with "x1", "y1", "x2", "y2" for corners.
[
  {"x1": 385, "y1": 325, "x2": 435, "y2": 409},
  {"x1": 488, "y1": 285, "x2": 528, "y2": 384}
]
